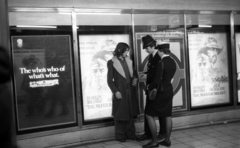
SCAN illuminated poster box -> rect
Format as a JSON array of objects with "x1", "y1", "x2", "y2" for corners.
[
  {"x1": 12, "y1": 35, "x2": 76, "y2": 131},
  {"x1": 79, "y1": 34, "x2": 130, "y2": 121},
  {"x1": 188, "y1": 33, "x2": 230, "y2": 107}
]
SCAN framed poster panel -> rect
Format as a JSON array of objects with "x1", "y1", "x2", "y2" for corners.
[
  {"x1": 188, "y1": 33, "x2": 230, "y2": 107},
  {"x1": 12, "y1": 35, "x2": 76, "y2": 132},
  {"x1": 79, "y1": 34, "x2": 130, "y2": 121},
  {"x1": 136, "y1": 32, "x2": 187, "y2": 112},
  {"x1": 236, "y1": 33, "x2": 240, "y2": 103}
]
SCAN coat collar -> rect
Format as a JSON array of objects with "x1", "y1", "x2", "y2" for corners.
[{"x1": 112, "y1": 56, "x2": 133, "y2": 78}]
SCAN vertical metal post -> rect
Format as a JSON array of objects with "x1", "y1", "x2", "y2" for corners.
[
  {"x1": 183, "y1": 12, "x2": 191, "y2": 111},
  {"x1": 72, "y1": 10, "x2": 83, "y2": 127},
  {"x1": 131, "y1": 11, "x2": 143, "y2": 114},
  {"x1": 230, "y1": 11, "x2": 238, "y2": 107}
]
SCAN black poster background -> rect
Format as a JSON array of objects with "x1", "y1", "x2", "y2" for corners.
[{"x1": 12, "y1": 35, "x2": 76, "y2": 131}]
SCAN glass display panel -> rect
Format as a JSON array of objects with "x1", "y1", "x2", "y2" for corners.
[
  {"x1": 133, "y1": 14, "x2": 188, "y2": 112},
  {"x1": 9, "y1": 12, "x2": 77, "y2": 132},
  {"x1": 79, "y1": 34, "x2": 130, "y2": 121},
  {"x1": 234, "y1": 14, "x2": 240, "y2": 104},
  {"x1": 77, "y1": 14, "x2": 133, "y2": 124},
  {"x1": 187, "y1": 14, "x2": 231, "y2": 108}
]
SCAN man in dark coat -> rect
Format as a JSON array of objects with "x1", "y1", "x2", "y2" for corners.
[
  {"x1": 137, "y1": 35, "x2": 166, "y2": 141},
  {"x1": 107, "y1": 42, "x2": 139, "y2": 142}
]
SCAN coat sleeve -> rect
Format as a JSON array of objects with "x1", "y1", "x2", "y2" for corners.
[
  {"x1": 107, "y1": 60, "x2": 118, "y2": 93},
  {"x1": 148, "y1": 61, "x2": 163, "y2": 90}
]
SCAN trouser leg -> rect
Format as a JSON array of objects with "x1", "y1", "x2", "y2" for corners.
[
  {"x1": 144, "y1": 98, "x2": 151, "y2": 136},
  {"x1": 114, "y1": 119, "x2": 126, "y2": 140},
  {"x1": 125, "y1": 117, "x2": 136, "y2": 139}
]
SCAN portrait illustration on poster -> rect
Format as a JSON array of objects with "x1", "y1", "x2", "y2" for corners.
[
  {"x1": 79, "y1": 34, "x2": 130, "y2": 120},
  {"x1": 191, "y1": 37, "x2": 223, "y2": 84},
  {"x1": 189, "y1": 33, "x2": 230, "y2": 107}
]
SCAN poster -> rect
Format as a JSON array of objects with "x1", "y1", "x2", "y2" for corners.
[
  {"x1": 12, "y1": 35, "x2": 76, "y2": 131},
  {"x1": 236, "y1": 33, "x2": 240, "y2": 103},
  {"x1": 188, "y1": 33, "x2": 230, "y2": 107},
  {"x1": 79, "y1": 34, "x2": 130, "y2": 121},
  {"x1": 13, "y1": 49, "x2": 46, "y2": 96},
  {"x1": 136, "y1": 32, "x2": 187, "y2": 111}
]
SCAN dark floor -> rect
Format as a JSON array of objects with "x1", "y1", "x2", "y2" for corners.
[{"x1": 54, "y1": 121, "x2": 240, "y2": 148}]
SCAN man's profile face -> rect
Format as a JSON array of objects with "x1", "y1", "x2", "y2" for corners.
[{"x1": 144, "y1": 46, "x2": 152, "y2": 54}]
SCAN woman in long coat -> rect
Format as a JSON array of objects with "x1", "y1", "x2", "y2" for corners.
[
  {"x1": 143, "y1": 43, "x2": 176, "y2": 148},
  {"x1": 107, "y1": 42, "x2": 139, "y2": 142}
]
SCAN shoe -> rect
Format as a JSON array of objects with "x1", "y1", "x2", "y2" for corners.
[
  {"x1": 137, "y1": 134, "x2": 151, "y2": 141},
  {"x1": 159, "y1": 140, "x2": 171, "y2": 147},
  {"x1": 157, "y1": 135, "x2": 165, "y2": 142},
  {"x1": 142, "y1": 141, "x2": 159, "y2": 148},
  {"x1": 116, "y1": 138, "x2": 126, "y2": 142}
]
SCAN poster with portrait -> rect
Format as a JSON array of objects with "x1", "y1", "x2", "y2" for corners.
[
  {"x1": 236, "y1": 33, "x2": 240, "y2": 103},
  {"x1": 11, "y1": 35, "x2": 76, "y2": 131},
  {"x1": 79, "y1": 34, "x2": 130, "y2": 121},
  {"x1": 188, "y1": 33, "x2": 230, "y2": 107},
  {"x1": 136, "y1": 32, "x2": 187, "y2": 112}
]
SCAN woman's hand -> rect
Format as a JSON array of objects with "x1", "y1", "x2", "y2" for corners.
[{"x1": 115, "y1": 91, "x2": 122, "y2": 99}]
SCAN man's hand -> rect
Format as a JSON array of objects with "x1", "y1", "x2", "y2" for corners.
[
  {"x1": 132, "y1": 78, "x2": 138, "y2": 87},
  {"x1": 115, "y1": 91, "x2": 122, "y2": 99},
  {"x1": 139, "y1": 73, "x2": 147, "y2": 80}
]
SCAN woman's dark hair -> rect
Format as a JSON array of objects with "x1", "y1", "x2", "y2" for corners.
[
  {"x1": 113, "y1": 42, "x2": 130, "y2": 57},
  {"x1": 156, "y1": 45, "x2": 171, "y2": 54}
]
